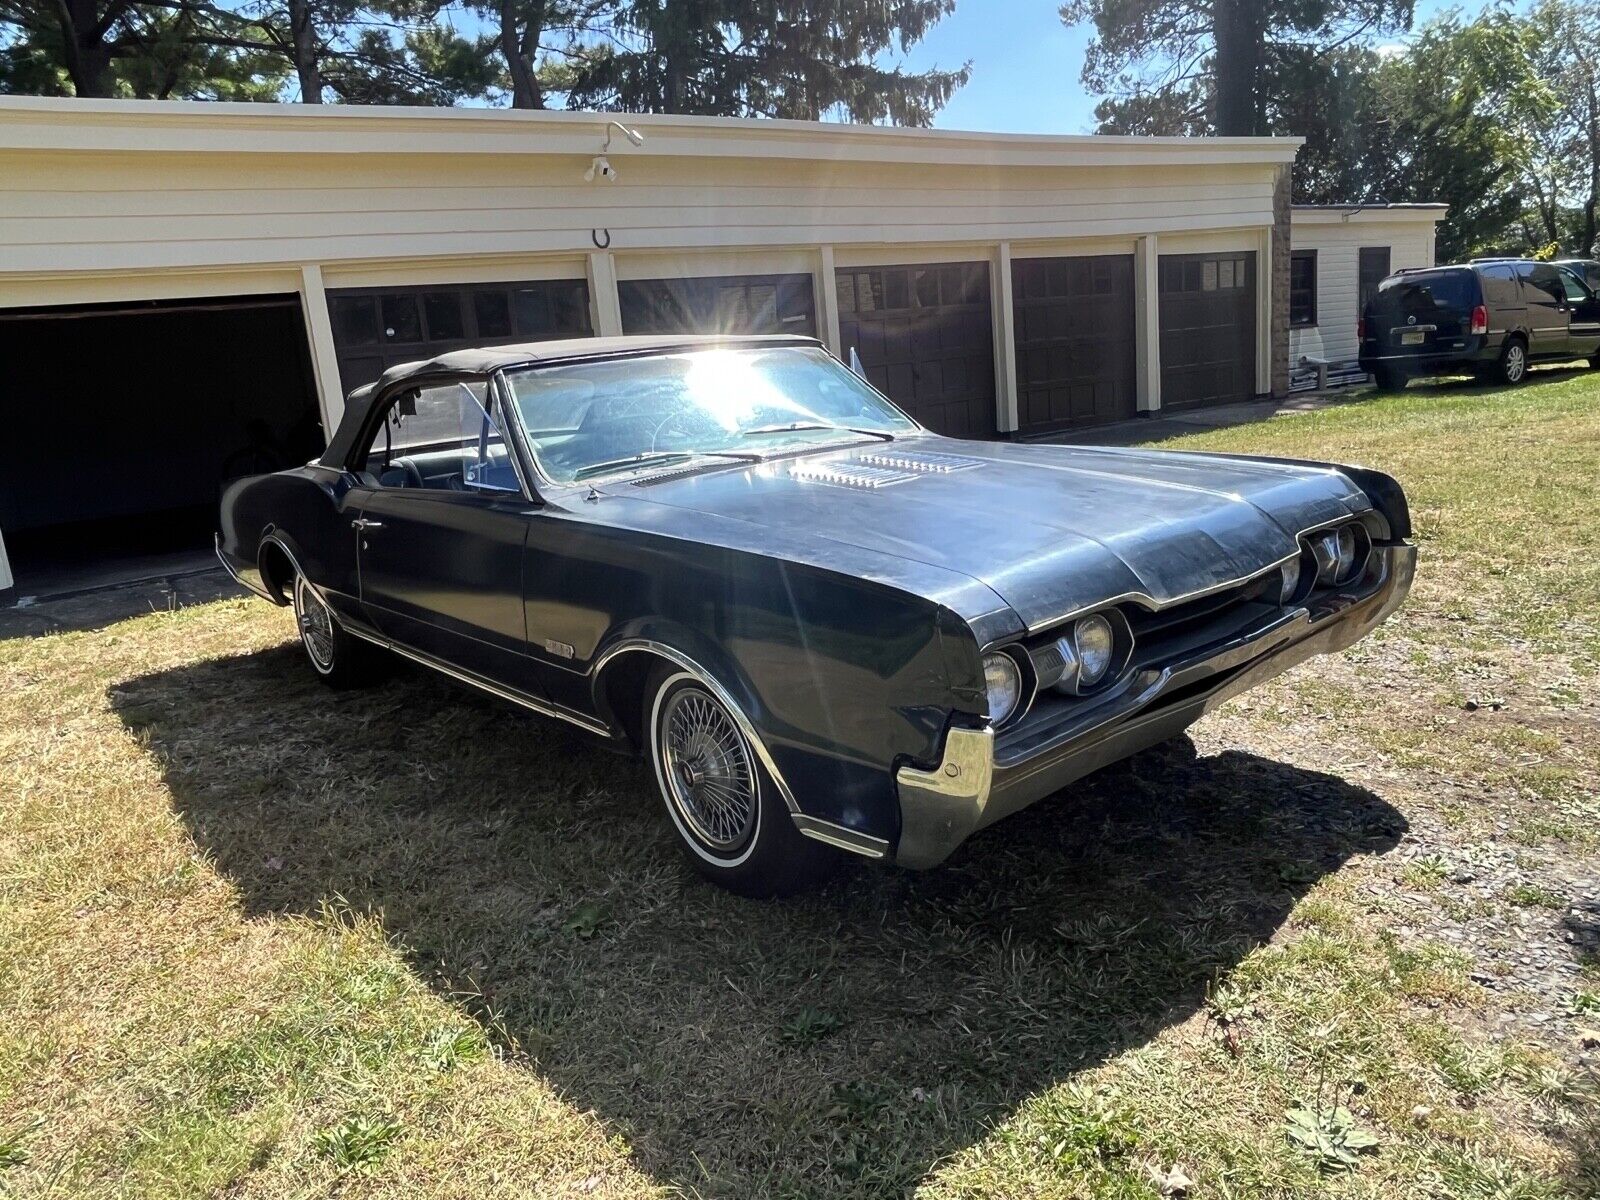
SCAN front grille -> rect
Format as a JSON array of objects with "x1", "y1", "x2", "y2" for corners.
[{"x1": 1123, "y1": 572, "x2": 1276, "y2": 642}]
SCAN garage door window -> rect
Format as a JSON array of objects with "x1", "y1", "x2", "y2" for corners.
[
  {"x1": 330, "y1": 279, "x2": 593, "y2": 395},
  {"x1": 619, "y1": 274, "x2": 816, "y2": 336}
]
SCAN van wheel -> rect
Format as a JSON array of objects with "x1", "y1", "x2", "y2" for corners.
[
  {"x1": 643, "y1": 664, "x2": 837, "y2": 896},
  {"x1": 1496, "y1": 337, "x2": 1528, "y2": 385},
  {"x1": 1372, "y1": 366, "x2": 1407, "y2": 392}
]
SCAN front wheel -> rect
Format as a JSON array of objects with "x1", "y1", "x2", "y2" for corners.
[
  {"x1": 645, "y1": 666, "x2": 837, "y2": 896},
  {"x1": 1496, "y1": 337, "x2": 1529, "y2": 385},
  {"x1": 292, "y1": 571, "x2": 387, "y2": 689}
]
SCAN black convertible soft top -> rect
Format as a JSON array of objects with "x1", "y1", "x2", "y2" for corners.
[{"x1": 318, "y1": 333, "x2": 821, "y2": 469}]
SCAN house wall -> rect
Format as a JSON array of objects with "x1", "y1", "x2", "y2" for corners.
[
  {"x1": 0, "y1": 100, "x2": 1299, "y2": 432},
  {"x1": 1289, "y1": 213, "x2": 1440, "y2": 364}
]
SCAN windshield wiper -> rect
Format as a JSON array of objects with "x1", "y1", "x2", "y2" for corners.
[
  {"x1": 739, "y1": 422, "x2": 895, "y2": 443},
  {"x1": 571, "y1": 449, "x2": 761, "y2": 482}
]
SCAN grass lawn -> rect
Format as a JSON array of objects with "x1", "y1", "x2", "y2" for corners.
[{"x1": 3, "y1": 367, "x2": 1599, "y2": 1198}]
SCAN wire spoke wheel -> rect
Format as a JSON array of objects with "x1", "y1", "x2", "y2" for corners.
[
  {"x1": 294, "y1": 574, "x2": 336, "y2": 671},
  {"x1": 659, "y1": 686, "x2": 757, "y2": 852}
]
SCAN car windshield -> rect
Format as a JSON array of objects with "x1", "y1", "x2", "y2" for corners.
[{"x1": 501, "y1": 346, "x2": 918, "y2": 483}]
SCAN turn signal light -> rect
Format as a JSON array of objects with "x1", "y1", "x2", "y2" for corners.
[
  {"x1": 1470, "y1": 304, "x2": 1488, "y2": 335},
  {"x1": 1356, "y1": 316, "x2": 1365, "y2": 339}
]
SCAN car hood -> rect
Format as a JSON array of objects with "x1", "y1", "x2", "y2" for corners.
[{"x1": 596, "y1": 435, "x2": 1375, "y2": 632}]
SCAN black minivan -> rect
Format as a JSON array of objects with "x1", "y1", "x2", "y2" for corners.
[{"x1": 1358, "y1": 260, "x2": 1600, "y2": 389}]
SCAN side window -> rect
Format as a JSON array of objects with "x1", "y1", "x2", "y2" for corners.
[
  {"x1": 1479, "y1": 265, "x2": 1520, "y2": 307},
  {"x1": 1289, "y1": 250, "x2": 1317, "y2": 327},
  {"x1": 359, "y1": 381, "x2": 521, "y2": 494},
  {"x1": 1517, "y1": 263, "x2": 1565, "y2": 304},
  {"x1": 1358, "y1": 247, "x2": 1391, "y2": 310},
  {"x1": 1556, "y1": 267, "x2": 1591, "y2": 304}
]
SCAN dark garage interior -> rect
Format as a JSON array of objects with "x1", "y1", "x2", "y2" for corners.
[{"x1": 0, "y1": 294, "x2": 322, "y2": 598}]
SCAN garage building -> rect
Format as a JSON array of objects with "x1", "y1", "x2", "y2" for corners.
[
  {"x1": 0, "y1": 97, "x2": 1304, "y2": 595},
  {"x1": 1288, "y1": 204, "x2": 1446, "y2": 371}
]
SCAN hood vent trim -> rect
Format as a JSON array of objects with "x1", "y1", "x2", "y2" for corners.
[
  {"x1": 856, "y1": 450, "x2": 985, "y2": 474},
  {"x1": 788, "y1": 461, "x2": 921, "y2": 489}
]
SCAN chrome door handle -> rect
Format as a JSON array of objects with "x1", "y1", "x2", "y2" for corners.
[{"x1": 351, "y1": 517, "x2": 385, "y2": 530}]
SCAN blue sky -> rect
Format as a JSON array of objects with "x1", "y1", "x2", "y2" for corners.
[{"x1": 885, "y1": 0, "x2": 1500, "y2": 135}]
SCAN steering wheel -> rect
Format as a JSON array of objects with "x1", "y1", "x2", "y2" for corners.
[{"x1": 649, "y1": 407, "x2": 709, "y2": 452}]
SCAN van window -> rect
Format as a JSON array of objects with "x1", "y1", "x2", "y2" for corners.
[
  {"x1": 1374, "y1": 269, "x2": 1477, "y2": 315},
  {"x1": 1556, "y1": 267, "x2": 1591, "y2": 303},
  {"x1": 1517, "y1": 263, "x2": 1566, "y2": 305},
  {"x1": 1478, "y1": 265, "x2": 1521, "y2": 308}
]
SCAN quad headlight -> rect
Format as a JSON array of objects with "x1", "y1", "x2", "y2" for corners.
[
  {"x1": 1050, "y1": 611, "x2": 1128, "y2": 696},
  {"x1": 982, "y1": 651, "x2": 1025, "y2": 726},
  {"x1": 1072, "y1": 613, "x2": 1116, "y2": 688}
]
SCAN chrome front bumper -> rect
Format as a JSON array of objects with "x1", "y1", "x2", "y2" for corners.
[{"x1": 893, "y1": 543, "x2": 1416, "y2": 868}]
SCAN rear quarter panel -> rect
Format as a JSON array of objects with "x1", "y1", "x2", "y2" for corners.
[{"x1": 219, "y1": 466, "x2": 362, "y2": 618}]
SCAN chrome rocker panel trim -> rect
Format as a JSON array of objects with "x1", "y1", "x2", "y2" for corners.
[
  {"x1": 895, "y1": 542, "x2": 1416, "y2": 870},
  {"x1": 342, "y1": 622, "x2": 613, "y2": 737}
]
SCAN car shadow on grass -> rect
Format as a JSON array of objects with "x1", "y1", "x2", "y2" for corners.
[{"x1": 114, "y1": 644, "x2": 1408, "y2": 1197}]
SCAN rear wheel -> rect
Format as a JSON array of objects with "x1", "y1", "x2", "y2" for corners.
[
  {"x1": 1496, "y1": 337, "x2": 1529, "y2": 385},
  {"x1": 1372, "y1": 365, "x2": 1407, "y2": 392},
  {"x1": 292, "y1": 571, "x2": 386, "y2": 689},
  {"x1": 644, "y1": 665, "x2": 836, "y2": 896}
]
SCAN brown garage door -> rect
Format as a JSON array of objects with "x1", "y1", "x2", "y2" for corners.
[
  {"x1": 1159, "y1": 252, "x2": 1256, "y2": 408},
  {"x1": 836, "y1": 262, "x2": 996, "y2": 438},
  {"x1": 618, "y1": 273, "x2": 816, "y2": 336},
  {"x1": 1012, "y1": 255, "x2": 1136, "y2": 435},
  {"x1": 329, "y1": 279, "x2": 593, "y2": 396}
]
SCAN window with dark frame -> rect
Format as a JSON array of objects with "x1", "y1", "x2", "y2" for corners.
[
  {"x1": 1289, "y1": 250, "x2": 1317, "y2": 327},
  {"x1": 1358, "y1": 246, "x2": 1391, "y2": 311}
]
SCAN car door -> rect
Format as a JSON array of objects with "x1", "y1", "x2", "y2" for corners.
[
  {"x1": 1557, "y1": 265, "x2": 1600, "y2": 357},
  {"x1": 351, "y1": 379, "x2": 542, "y2": 694},
  {"x1": 1516, "y1": 263, "x2": 1571, "y2": 359}
]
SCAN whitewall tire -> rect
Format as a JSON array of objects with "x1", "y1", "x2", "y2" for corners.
[{"x1": 644, "y1": 666, "x2": 836, "y2": 896}]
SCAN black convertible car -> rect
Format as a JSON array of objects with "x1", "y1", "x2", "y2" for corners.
[{"x1": 218, "y1": 334, "x2": 1415, "y2": 894}]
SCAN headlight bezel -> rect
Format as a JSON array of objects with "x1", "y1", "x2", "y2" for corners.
[
  {"x1": 1048, "y1": 608, "x2": 1135, "y2": 698},
  {"x1": 981, "y1": 648, "x2": 1032, "y2": 728},
  {"x1": 1304, "y1": 519, "x2": 1373, "y2": 590}
]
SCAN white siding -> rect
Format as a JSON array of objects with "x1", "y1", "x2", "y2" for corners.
[
  {"x1": 1289, "y1": 216, "x2": 1438, "y2": 363},
  {"x1": 0, "y1": 151, "x2": 1283, "y2": 285}
]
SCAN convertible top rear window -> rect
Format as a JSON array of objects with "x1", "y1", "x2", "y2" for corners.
[{"x1": 502, "y1": 346, "x2": 916, "y2": 484}]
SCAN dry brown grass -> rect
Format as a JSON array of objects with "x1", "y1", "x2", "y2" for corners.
[{"x1": 3, "y1": 368, "x2": 1599, "y2": 1198}]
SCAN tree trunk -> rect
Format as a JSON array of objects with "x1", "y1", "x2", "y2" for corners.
[
  {"x1": 1212, "y1": 0, "x2": 1263, "y2": 136},
  {"x1": 56, "y1": 0, "x2": 117, "y2": 97},
  {"x1": 287, "y1": 0, "x2": 323, "y2": 103},
  {"x1": 499, "y1": 0, "x2": 545, "y2": 108}
]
